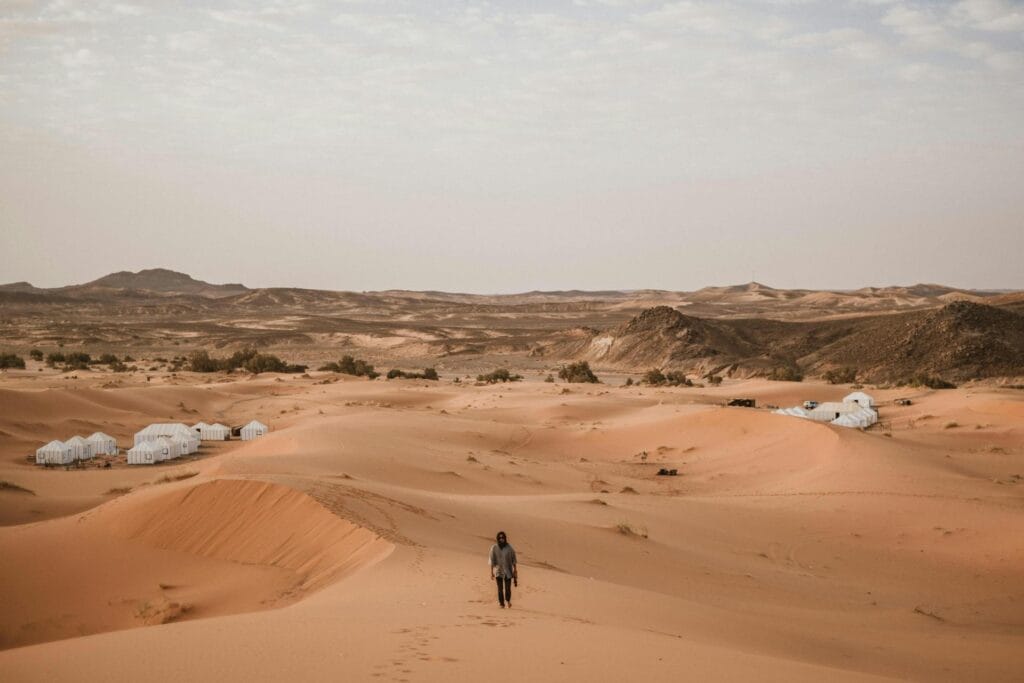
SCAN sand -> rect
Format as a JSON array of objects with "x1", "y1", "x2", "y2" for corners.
[{"x1": 0, "y1": 372, "x2": 1022, "y2": 681}]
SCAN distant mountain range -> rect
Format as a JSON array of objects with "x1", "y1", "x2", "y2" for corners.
[{"x1": 1, "y1": 269, "x2": 1022, "y2": 380}]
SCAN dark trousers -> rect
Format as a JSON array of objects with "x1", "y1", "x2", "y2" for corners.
[{"x1": 496, "y1": 576, "x2": 512, "y2": 605}]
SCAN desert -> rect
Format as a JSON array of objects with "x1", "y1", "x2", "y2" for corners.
[
  {"x1": 4, "y1": 1, "x2": 1024, "y2": 679},
  {"x1": 1, "y1": 270, "x2": 1023, "y2": 681}
]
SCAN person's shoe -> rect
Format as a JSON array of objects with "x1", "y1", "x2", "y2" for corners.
[
  {"x1": 499, "y1": 602, "x2": 505, "y2": 608},
  {"x1": 506, "y1": 602, "x2": 511, "y2": 609}
]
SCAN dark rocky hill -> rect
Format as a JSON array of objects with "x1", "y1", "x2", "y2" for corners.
[
  {"x1": 77, "y1": 269, "x2": 247, "y2": 297},
  {"x1": 537, "y1": 302, "x2": 1024, "y2": 382}
]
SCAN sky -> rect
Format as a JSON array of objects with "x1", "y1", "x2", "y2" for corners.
[{"x1": 1, "y1": 0, "x2": 1022, "y2": 293}]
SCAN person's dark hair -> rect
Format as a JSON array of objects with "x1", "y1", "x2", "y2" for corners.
[{"x1": 496, "y1": 531, "x2": 507, "y2": 541}]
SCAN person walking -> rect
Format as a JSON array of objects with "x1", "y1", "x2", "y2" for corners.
[{"x1": 489, "y1": 531, "x2": 518, "y2": 608}]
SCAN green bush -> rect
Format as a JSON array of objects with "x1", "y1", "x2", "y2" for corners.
[
  {"x1": 477, "y1": 368, "x2": 523, "y2": 384},
  {"x1": 29, "y1": 349, "x2": 43, "y2": 361},
  {"x1": 45, "y1": 352, "x2": 66, "y2": 367},
  {"x1": 0, "y1": 353, "x2": 26, "y2": 369},
  {"x1": 97, "y1": 353, "x2": 120, "y2": 365},
  {"x1": 558, "y1": 361, "x2": 599, "y2": 384},
  {"x1": 707, "y1": 375, "x2": 723, "y2": 386},
  {"x1": 824, "y1": 367, "x2": 857, "y2": 384}
]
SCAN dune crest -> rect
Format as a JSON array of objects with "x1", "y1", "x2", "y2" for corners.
[{"x1": 108, "y1": 479, "x2": 391, "y2": 591}]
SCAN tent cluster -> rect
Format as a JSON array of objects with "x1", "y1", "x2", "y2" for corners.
[
  {"x1": 35, "y1": 432, "x2": 118, "y2": 465},
  {"x1": 128, "y1": 423, "x2": 200, "y2": 465},
  {"x1": 34, "y1": 419, "x2": 270, "y2": 466},
  {"x1": 774, "y1": 392, "x2": 878, "y2": 429}
]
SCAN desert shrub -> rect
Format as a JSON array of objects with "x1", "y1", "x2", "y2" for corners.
[
  {"x1": 707, "y1": 375, "x2": 723, "y2": 386},
  {"x1": 387, "y1": 368, "x2": 438, "y2": 380},
  {"x1": 244, "y1": 354, "x2": 306, "y2": 374},
  {"x1": 64, "y1": 352, "x2": 91, "y2": 370},
  {"x1": 824, "y1": 367, "x2": 858, "y2": 384},
  {"x1": 0, "y1": 353, "x2": 26, "y2": 369},
  {"x1": 123, "y1": 354, "x2": 135, "y2": 362},
  {"x1": 320, "y1": 355, "x2": 379, "y2": 379},
  {"x1": 110, "y1": 361, "x2": 129, "y2": 372},
  {"x1": 45, "y1": 352, "x2": 66, "y2": 367},
  {"x1": 908, "y1": 374, "x2": 956, "y2": 390},
  {"x1": 664, "y1": 370, "x2": 691, "y2": 386},
  {"x1": 767, "y1": 366, "x2": 803, "y2": 382},
  {"x1": 642, "y1": 368, "x2": 691, "y2": 386},
  {"x1": 643, "y1": 368, "x2": 666, "y2": 385},
  {"x1": 558, "y1": 361, "x2": 599, "y2": 384},
  {"x1": 29, "y1": 349, "x2": 43, "y2": 361},
  {"x1": 477, "y1": 368, "x2": 522, "y2": 383},
  {"x1": 188, "y1": 348, "x2": 305, "y2": 374},
  {"x1": 188, "y1": 350, "x2": 220, "y2": 372},
  {"x1": 96, "y1": 353, "x2": 120, "y2": 365},
  {"x1": 623, "y1": 377, "x2": 633, "y2": 386}
]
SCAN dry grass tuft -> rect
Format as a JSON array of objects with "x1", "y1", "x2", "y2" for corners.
[
  {"x1": 153, "y1": 471, "x2": 199, "y2": 485},
  {"x1": 105, "y1": 486, "x2": 132, "y2": 495},
  {"x1": 616, "y1": 522, "x2": 648, "y2": 539},
  {"x1": 944, "y1": 421, "x2": 959, "y2": 429},
  {"x1": 0, "y1": 480, "x2": 35, "y2": 495}
]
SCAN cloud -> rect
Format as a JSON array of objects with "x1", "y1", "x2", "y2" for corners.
[
  {"x1": 60, "y1": 46, "x2": 96, "y2": 67},
  {"x1": 949, "y1": 0, "x2": 1024, "y2": 32}
]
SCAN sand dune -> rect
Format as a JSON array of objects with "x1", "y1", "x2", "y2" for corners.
[{"x1": 0, "y1": 373, "x2": 1022, "y2": 680}]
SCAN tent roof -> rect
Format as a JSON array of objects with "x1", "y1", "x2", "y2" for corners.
[
  {"x1": 87, "y1": 432, "x2": 114, "y2": 441},
  {"x1": 39, "y1": 440, "x2": 67, "y2": 450},
  {"x1": 66, "y1": 435, "x2": 88, "y2": 444},
  {"x1": 243, "y1": 420, "x2": 267, "y2": 429}
]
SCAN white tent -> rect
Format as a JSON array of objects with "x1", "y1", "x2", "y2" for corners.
[
  {"x1": 127, "y1": 441, "x2": 159, "y2": 465},
  {"x1": 36, "y1": 440, "x2": 74, "y2": 465},
  {"x1": 197, "y1": 423, "x2": 230, "y2": 441},
  {"x1": 240, "y1": 420, "x2": 268, "y2": 441},
  {"x1": 87, "y1": 432, "x2": 118, "y2": 456},
  {"x1": 169, "y1": 434, "x2": 192, "y2": 457},
  {"x1": 154, "y1": 437, "x2": 175, "y2": 461},
  {"x1": 65, "y1": 435, "x2": 95, "y2": 460},
  {"x1": 843, "y1": 391, "x2": 875, "y2": 409},
  {"x1": 191, "y1": 421, "x2": 209, "y2": 433},
  {"x1": 775, "y1": 399, "x2": 878, "y2": 430},
  {"x1": 134, "y1": 423, "x2": 196, "y2": 446}
]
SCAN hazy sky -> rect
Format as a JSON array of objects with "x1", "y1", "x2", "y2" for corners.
[{"x1": 1, "y1": 0, "x2": 1022, "y2": 292}]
